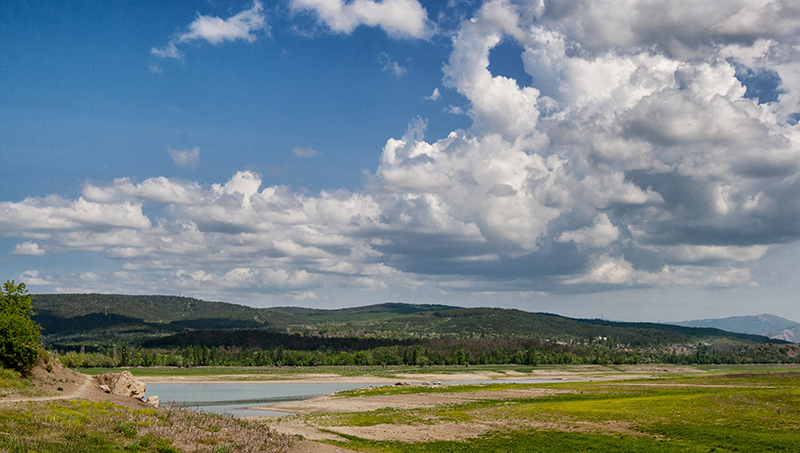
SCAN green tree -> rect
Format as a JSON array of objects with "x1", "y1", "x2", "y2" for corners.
[{"x1": 0, "y1": 280, "x2": 43, "y2": 373}]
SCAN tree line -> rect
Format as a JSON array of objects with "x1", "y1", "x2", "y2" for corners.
[{"x1": 54, "y1": 337, "x2": 800, "y2": 369}]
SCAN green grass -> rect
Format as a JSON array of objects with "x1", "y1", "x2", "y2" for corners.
[
  {"x1": 335, "y1": 382, "x2": 545, "y2": 399},
  {"x1": 330, "y1": 430, "x2": 707, "y2": 453},
  {"x1": 306, "y1": 371, "x2": 800, "y2": 452},
  {"x1": 0, "y1": 400, "x2": 293, "y2": 453},
  {"x1": 0, "y1": 367, "x2": 37, "y2": 398}
]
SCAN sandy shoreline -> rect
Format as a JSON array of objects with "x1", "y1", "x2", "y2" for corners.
[
  {"x1": 137, "y1": 365, "x2": 699, "y2": 385},
  {"x1": 137, "y1": 373, "x2": 573, "y2": 385}
]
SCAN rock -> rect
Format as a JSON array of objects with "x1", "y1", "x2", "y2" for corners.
[
  {"x1": 99, "y1": 384, "x2": 111, "y2": 393},
  {"x1": 95, "y1": 371, "x2": 146, "y2": 399},
  {"x1": 145, "y1": 395, "x2": 159, "y2": 407}
]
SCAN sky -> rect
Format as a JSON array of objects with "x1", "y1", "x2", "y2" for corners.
[{"x1": 2, "y1": 0, "x2": 800, "y2": 323}]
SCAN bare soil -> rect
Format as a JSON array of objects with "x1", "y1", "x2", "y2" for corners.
[
  {"x1": 260, "y1": 386, "x2": 564, "y2": 415},
  {"x1": 259, "y1": 385, "x2": 576, "y2": 450},
  {"x1": 0, "y1": 357, "x2": 153, "y2": 410},
  {"x1": 252, "y1": 365, "x2": 708, "y2": 451}
]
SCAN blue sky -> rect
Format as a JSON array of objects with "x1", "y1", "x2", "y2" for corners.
[{"x1": 3, "y1": 0, "x2": 800, "y2": 322}]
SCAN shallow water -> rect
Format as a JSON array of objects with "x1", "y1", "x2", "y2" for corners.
[
  {"x1": 145, "y1": 382, "x2": 388, "y2": 417},
  {"x1": 145, "y1": 379, "x2": 576, "y2": 417}
]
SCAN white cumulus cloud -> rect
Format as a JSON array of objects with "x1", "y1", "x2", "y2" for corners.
[
  {"x1": 11, "y1": 0, "x2": 800, "y2": 302},
  {"x1": 12, "y1": 241, "x2": 45, "y2": 256},
  {"x1": 290, "y1": 0, "x2": 432, "y2": 39},
  {"x1": 152, "y1": 1, "x2": 267, "y2": 60}
]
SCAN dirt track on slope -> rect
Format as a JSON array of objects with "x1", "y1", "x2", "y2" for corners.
[{"x1": 0, "y1": 358, "x2": 153, "y2": 410}]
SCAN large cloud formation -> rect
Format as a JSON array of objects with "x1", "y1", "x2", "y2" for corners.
[{"x1": 5, "y1": 0, "x2": 800, "y2": 303}]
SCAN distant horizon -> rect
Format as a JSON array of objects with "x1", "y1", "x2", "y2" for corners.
[
  {"x1": 4, "y1": 1, "x2": 800, "y2": 324},
  {"x1": 28, "y1": 290, "x2": 800, "y2": 326}
]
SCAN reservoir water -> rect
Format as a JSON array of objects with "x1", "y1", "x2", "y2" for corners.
[
  {"x1": 145, "y1": 379, "x2": 574, "y2": 417},
  {"x1": 145, "y1": 382, "x2": 382, "y2": 417}
]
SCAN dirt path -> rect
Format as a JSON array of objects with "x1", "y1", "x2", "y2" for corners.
[
  {"x1": 0, "y1": 361, "x2": 153, "y2": 410},
  {"x1": 0, "y1": 372, "x2": 92, "y2": 404}
]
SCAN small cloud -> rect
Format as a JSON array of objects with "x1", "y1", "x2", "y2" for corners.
[
  {"x1": 379, "y1": 52, "x2": 407, "y2": 77},
  {"x1": 289, "y1": 0, "x2": 432, "y2": 39},
  {"x1": 563, "y1": 256, "x2": 634, "y2": 285},
  {"x1": 151, "y1": 42, "x2": 182, "y2": 60},
  {"x1": 557, "y1": 214, "x2": 620, "y2": 248},
  {"x1": 149, "y1": 64, "x2": 164, "y2": 74},
  {"x1": 425, "y1": 87, "x2": 441, "y2": 100},
  {"x1": 80, "y1": 272, "x2": 101, "y2": 282},
  {"x1": 12, "y1": 241, "x2": 45, "y2": 256},
  {"x1": 292, "y1": 291, "x2": 319, "y2": 301},
  {"x1": 19, "y1": 270, "x2": 54, "y2": 286},
  {"x1": 151, "y1": 1, "x2": 267, "y2": 61},
  {"x1": 169, "y1": 147, "x2": 200, "y2": 169},
  {"x1": 293, "y1": 146, "x2": 319, "y2": 158},
  {"x1": 447, "y1": 105, "x2": 464, "y2": 114}
]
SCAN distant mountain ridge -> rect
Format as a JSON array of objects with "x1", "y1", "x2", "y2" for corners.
[
  {"x1": 672, "y1": 314, "x2": 799, "y2": 338},
  {"x1": 764, "y1": 326, "x2": 800, "y2": 343}
]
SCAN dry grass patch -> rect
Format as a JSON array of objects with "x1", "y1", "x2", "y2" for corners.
[{"x1": 0, "y1": 399, "x2": 296, "y2": 453}]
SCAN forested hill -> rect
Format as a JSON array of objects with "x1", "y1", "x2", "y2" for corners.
[{"x1": 32, "y1": 293, "x2": 783, "y2": 347}]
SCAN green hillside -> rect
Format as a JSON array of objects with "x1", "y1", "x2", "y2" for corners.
[
  {"x1": 32, "y1": 293, "x2": 278, "y2": 325},
  {"x1": 31, "y1": 294, "x2": 781, "y2": 348}
]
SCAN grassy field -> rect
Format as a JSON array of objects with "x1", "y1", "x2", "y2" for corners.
[
  {"x1": 291, "y1": 368, "x2": 800, "y2": 452},
  {"x1": 5, "y1": 364, "x2": 800, "y2": 452},
  {"x1": 0, "y1": 400, "x2": 294, "y2": 453}
]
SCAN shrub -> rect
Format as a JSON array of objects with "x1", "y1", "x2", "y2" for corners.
[{"x1": 0, "y1": 280, "x2": 43, "y2": 374}]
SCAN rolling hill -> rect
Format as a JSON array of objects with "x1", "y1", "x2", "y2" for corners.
[{"x1": 31, "y1": 293, "x2": 783, "y2": 348}]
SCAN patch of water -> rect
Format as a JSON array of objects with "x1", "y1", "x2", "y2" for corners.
[
  {"x1": 145, "y1": 379, "x2": 579, "y2": 417},
  {"x1": 145, "y1": 382, "x2": 388, "y2": 417}
]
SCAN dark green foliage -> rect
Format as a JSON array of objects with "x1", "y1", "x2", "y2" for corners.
[
  {"x1": 31, "y1": 293, "x2": 276, "y2": 325},
  {"x1": 579, "y1": 318, "x2": 777, "y2": 346},
  {"x1": 34, "y1": 312, "x2": 155, "y2": 336},
  {"x1": 0, "y1": 280, "x2": 43, "y2": 373},
  {"x1": 56, "y1": 334, "x2": 800, "y2": 369},
  {"x1": 142, "y1": 329, "x2": 413, "y2": 351}
]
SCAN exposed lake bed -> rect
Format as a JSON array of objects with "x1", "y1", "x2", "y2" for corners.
[
  {"x1": 138, "y1": 364, "x2": 683, "y2": 417},
  {"x1": 6, "y1": 363, "x2": 800, "y2": 452},
  {"x1": 145, "y1": 378, "x2": 584, "y2": 417}
]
